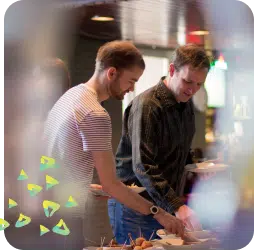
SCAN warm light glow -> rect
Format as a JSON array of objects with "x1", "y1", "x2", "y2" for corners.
[
  {"x1": 218, "y1": 54, "x2": 225, "y2": 62},
  {"x1": 189, "y1": 30, "x2": 210, "y2": 35},
  {"x1": 215, "y1": 60, "x2": 228, "y2": 70},
  {"x1": 91, "y1": 15, "x2": 114, "y2": 21},
  {"x1": 205, "y1": 130, "x2": 215, "y2": 143}
]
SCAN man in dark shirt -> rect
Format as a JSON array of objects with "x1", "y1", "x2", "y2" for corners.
[{"x1": 108, "y1": 43, "x2": 211, "y2": 243}]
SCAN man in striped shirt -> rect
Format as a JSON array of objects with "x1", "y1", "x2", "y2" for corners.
[{"x1": 43, "y1": 40, "x2": 185, "y2": 249}]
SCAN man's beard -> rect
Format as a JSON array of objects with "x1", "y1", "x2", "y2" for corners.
[
  {"x1": 109, "y1": 79, "x2": 125, "y2": 100},
  {"x1": 113, "y1": 91, "x2": 125, "y2": 100}
]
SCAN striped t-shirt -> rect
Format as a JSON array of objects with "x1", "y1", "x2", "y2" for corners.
[{"x1": 42, "y1": 84, "x2": 112, "y2": 217}]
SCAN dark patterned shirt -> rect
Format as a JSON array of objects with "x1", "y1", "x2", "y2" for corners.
[{"x1": 115, "y1": 77, "x2": 195, "y2": 213}]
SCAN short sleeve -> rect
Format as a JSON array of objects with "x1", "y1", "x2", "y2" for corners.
[{"x1": 79, "y1": 110, "x2": 112, "y2": 151}]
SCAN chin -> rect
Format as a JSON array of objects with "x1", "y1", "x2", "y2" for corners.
[
  {"x1": 113, "y1": 94, "x2": 124, "y2": 100},
  {"x1": 114, "y1": 91, "x2": 126, "y2": 100},
  {"x1": 181, "y1": 95, "x2": 192, "y2": 102}
]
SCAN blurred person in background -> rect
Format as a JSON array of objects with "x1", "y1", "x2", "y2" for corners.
[
  {"x1": 4, "y1": 2, "x2": 77, "y2": 250},
  {"x1": 108, "y1": 43, "x2": 211, "y2": 243},
  {"x1": 4, "y1": 57, "x2": 71, "y2": 249},
  {"x1": 42, "y1": 40, "x2": 185, "y2": 249},
  {"x1": 32, "y1": 57, "x2": 71, "y2": 119},
  {"x1": 220, "y1": 156, "x2": 254, "y2": 249}
]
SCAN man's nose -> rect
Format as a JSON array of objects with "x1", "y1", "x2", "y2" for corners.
[
  {"x1": 187, "y1": 88, "x2": 193, "y2": 95},
  {"x1": 129, "y1": 85, "x2": 135, "y2": 92}
]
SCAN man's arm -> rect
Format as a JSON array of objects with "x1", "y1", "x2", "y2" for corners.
[
  {"x1": 129, "y1": 102, "x2": 202, "y2": 230},
  {"x1": 92, "y1": 150, "x2": 151, "y2": 215},
  {"x1": 129, "y1": 101, "x2": 184, "y2": 213},
  {"x1": 92, "y1": 150, "x2": 185, "y2": 237},
  {"x1": 80, "y1": 110, "x2": 185, "y2": 236}
]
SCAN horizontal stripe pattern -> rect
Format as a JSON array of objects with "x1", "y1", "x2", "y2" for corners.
[{"x1": 43, "y1": 84, "x2": 112, "y2": 217}]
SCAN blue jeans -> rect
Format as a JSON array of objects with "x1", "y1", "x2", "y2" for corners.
[{"x1": 108, "y1": 198, "x2": 163, "y2": 244}]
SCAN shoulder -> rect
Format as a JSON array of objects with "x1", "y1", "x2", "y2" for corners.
[
  {"x1": 81, "y1": 109, "x2": 111, "y2": 127},
  {"x1": 78, "y1": 109, "x2": 111, "y2": 135},
  {"x1": 72, "y1": 85, "x2": 108, "y2": 122},
  {"x1": 133, "y1": 85, "x2": 162, "y2": 110}
]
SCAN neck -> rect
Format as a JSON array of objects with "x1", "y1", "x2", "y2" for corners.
[
  {"x1": 85, "y1": 72, "x2": 109, "y2": 102},
  {"x1": 163, "y1": 76, "x2": 180, "y2": 103},
  {"x1": 163, "y1": 76, "x2": 170, "y2": 89}
]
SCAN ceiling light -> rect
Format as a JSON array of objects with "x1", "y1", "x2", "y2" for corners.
[
  {"x1": 91, "y1": 15, "x2": 114, "y2": 21},
  {"x1": 189, "y1": 30, "x2": 210, "y2": 35}
]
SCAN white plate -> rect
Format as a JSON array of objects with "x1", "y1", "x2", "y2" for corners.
[
  {"x1": 154, "y1": 239, "x2": 191, "y2": 250},
  {"x1": 186, "y1": 162, "x2": 229, "y2": 173},
  {"x1": 83, "y1": 245, "x2": 133, "y2": 250},
  {"x1": 90, "y1": 185, "x2": 146, "y2": 197},
  {"x1": 152, "y1": 238, "x2": 219, "y2": 250},
  {"x1": 187, "y1": 230, "x2": 213, "y2": 239},
  {"x1": 102, "y1": 245, "x2": 132, "y2": 250},
  {"x1": 156, "y1": 229, "x2": 212, "y2": 240}
]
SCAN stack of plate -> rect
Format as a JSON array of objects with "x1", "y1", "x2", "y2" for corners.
[
  {"x1": 185, "y1": 162, "x2": 229, "y2": 173},
  {"x1": 154, "y1": 229, "x2": 219, "y2": 249}
]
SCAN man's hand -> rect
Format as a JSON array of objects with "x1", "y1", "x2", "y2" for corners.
[
  {"x1": 154, "y1": 209, "x2": 185, "y2": 238},
  {"x1": 175, "y1": 205, "x2": 202, "y2": 231}
]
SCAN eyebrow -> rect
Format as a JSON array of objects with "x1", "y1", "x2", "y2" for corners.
[
  {"x1": 185, "y1": 78, "x2": 204, "y2": 85},
  {"x1": 131, "y1": 78, "x2": 138, "y2": 82},
  {"x1": 184, "y1": 78, "x2": 193, "y2": 82}
]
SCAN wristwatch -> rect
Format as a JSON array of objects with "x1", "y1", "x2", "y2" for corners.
[{"x1": 148, "y1": 205, "x2": 160, "y2": 217}]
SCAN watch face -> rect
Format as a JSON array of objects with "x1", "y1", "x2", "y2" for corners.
[{"x1": 151, "y1": 205, "x2": 159, "y2": 214}]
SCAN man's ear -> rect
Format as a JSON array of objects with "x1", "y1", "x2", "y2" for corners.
[
  {"x1": 169, "y1": 63, "x2": 175, "y2": 77},
  {"x1": 106, "y1": 67, "x2": 117, "y2": 80}
]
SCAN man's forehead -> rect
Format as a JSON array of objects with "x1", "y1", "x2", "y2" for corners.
[
  {"x1": 181, "y1": 65, "x2": 208, "y2": 76},
  {"x1": 181, "y1": 64, "x2": 196, "y2": 72},
  {"x1": 122, "y1": 66, "x2": 143, "y2": 77}
]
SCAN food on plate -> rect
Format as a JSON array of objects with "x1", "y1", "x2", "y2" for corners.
[
  {"x1": 133, "y1": 246, "x2": 142, "y2": 250},
  {"x1": 156, "y1": 229, "x2": 166, "y2": 235},
  {"x1": 165, "y1": 241, "x2": 172, "y2": 246},
  {"x1": 141, "y1": 241, "x2": 153, "y2": 249},
  {"x1": 98, "y1": 233, "x2": 154, "y2": 250},
  {"x1": 157, "y1": 229, "x2": 202, "y2": 242},
  {"x1": 109, "y1": 238, "x2": 118, "y2": 246},
  {"x1": 103, "y1": 245, "x2": 132, "y2": 250},
  {"x1": 135, "y1": 237, "x2": 146, "y2": 246},
  {"x1": 128, "y1": 183, "x2": 138, "y2": 188}
]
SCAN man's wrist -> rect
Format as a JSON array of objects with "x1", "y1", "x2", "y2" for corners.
[
  {"x1": 146, "y1": 205, "x2": 164, "y2": 218},
  {"x1": 153, "y1": 207, "x2": 166, "y2": 220},
  {"x1": 146, "y1": 205, "x2": 158, "y2": 217}
]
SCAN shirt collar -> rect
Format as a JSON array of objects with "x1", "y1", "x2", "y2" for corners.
[{"x1": 156, "y1": 76, "x2": 177, "y2": 107}]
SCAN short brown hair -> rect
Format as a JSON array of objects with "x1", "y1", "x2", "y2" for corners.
[
  {"x1": 172, "y1": 44, "x2": 211, "y2": 71},
  {"x1": 95, "y1": 40, "x2": 145, "y2": 72}
]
